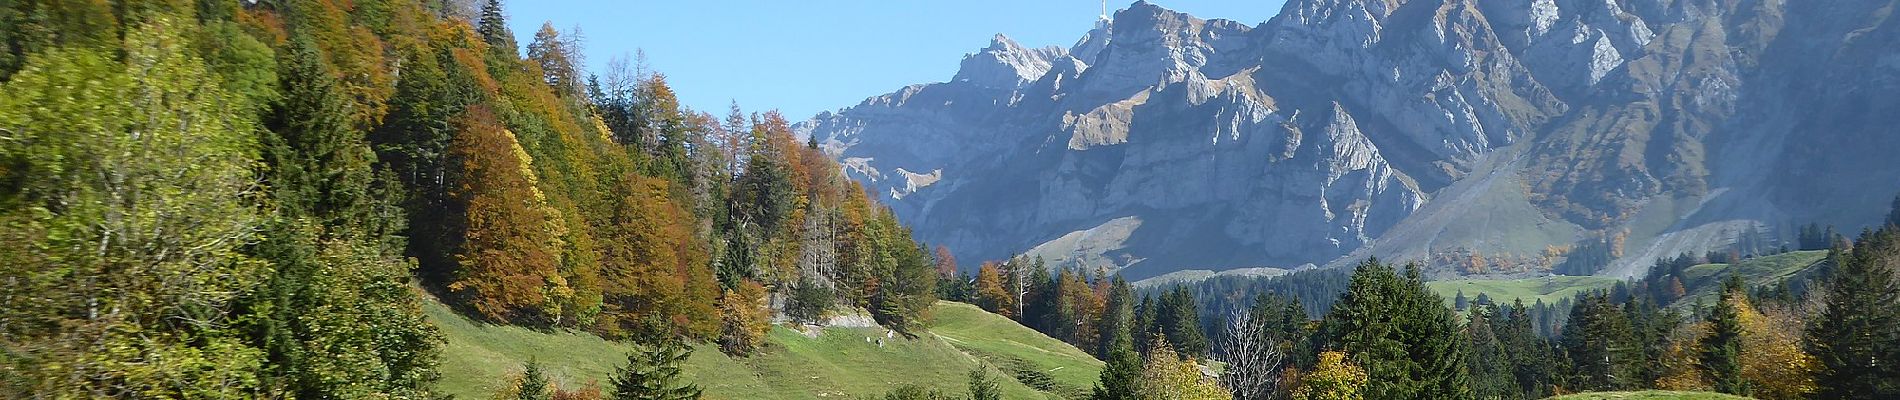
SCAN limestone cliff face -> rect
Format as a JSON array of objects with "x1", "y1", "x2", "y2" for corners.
[{"x1": 798, "y1": 0, "x2": 1900, "y2": 280}]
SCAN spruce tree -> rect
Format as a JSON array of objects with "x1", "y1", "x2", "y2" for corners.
[
  {"x1": 968, "y1": 368, "x2": 1001, "y2": 400},
  {"x1": 610, "y1": 341, "x2": 702, "y2": 400},
  {"x1": 1807, "y1": 229, "x2": 1900, "y2": 399},
  {"x1": 1559, "y1": 293, "x2": 1639, "y2": 391},
  {"x1": 1466, "y1": 305, "x2": 1515, "y2": 400},
  {"x1": 1626, "y1": 299, "x2": 1679, "y2": 386},
  {"x1": 1158, "y1": 286, "x2": 1209, "y2": 357},
  {"x1": 1320, "y1": 259, "x2": 1473, "y2": 400},
  {"x1": 1497, "y1": 300, "x2": 1556, "y2": 399},
  {"x1": 1133, "y1": 294, "x2": 1159, "y2": 355},
  {"x1": 518, "y1": 360, "x2": 552, "y2": 400},
  {"x1": 1091, "y1": 345, "x2": 1142, "y2": 400},
  {"x1": 1098, "y1": 277, "x2": 1137, "y2": 359},
  {"x1": 477, "y1": 0, "x2": 513, "y2": 49},
  {"x1": 1700, "y1": 277, "x2": 1747, "y2": 395},
  {"x1": 264, "y1": 34, "x2": 376, "y2": 228}
]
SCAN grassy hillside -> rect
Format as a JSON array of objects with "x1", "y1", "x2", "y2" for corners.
[
  {"x1": 1422, "y1": 250, "x2": 1828, "y2": 310},
  {"x1": 1425, "y1": 275, "x2": 1622, "y2": 306},
  {"x1": 1671, "y1": 250, "x2": 1827, "y2": 308},
  {"x1": 928, "y1": 302, "x2": 1106, "y2": 396},
  {"x1": 1545, "y1": 391, "x2": 1752, "y2": 399},
  {"x1": 429, "y1": 299, "x2": 1088, "y2": 399}
]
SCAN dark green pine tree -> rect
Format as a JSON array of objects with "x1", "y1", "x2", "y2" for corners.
[
  {"x1": 1157, "y1": 286, "x2": 1209, "y2": 358},
  {"x1": 518, "y1": 360, "x2": 552, "y2": 400},
  {"x1": 1559, "y1": 292, "x2": 1639, "y2": 392},
  {"x1": 245, "y1": 30, "x2": 442, "y2": 399},
  {"x1": 1888, "y1": 194, "x2": 1900, "y2": 228},
  {"x1": 477, "y1": 0, "x2": 514, "y2": 49},
  {"x1": 1395, "y1": 264, "x2": 1473, "y2": 400},
  {"x1": 1466, "y1": 304, "x2": 1516, "y2": 400},
  {"x1": 1023, "y1": 261, "x2": 1058, "y2": 334},
  {"x1": 1497, "y1": 300, "x2": 1557, "y2": 399},
  {"x1": 371, "y1": 43, "x2": 480, "y2": 284},
  {"x1": 1699, "y1": 276, "x2": 1747, "y2": 396},
  {"x1": 264, "y1": 34, "x2": 376, "y2": 228},
  {"x1": 1132, "y1": 294, "x2": 1158, "y2": 355},
  {"x1": 1625, "y1": 299, "x2": 1679, "y2": 387},
  {"x1": 1807, "y1": 229, "x2": 1900, "y2": 399},
  {"x1": 1320, "y1": 259, "x2": 1473, "y2": 400},
  {"x1": 610, "y1": 341, "x2": 703, "y2": 400},
  {"x1": 1097, "y1": 277, "x2": 1137, "y2": 359},
  {"x1": 1091, "y1": 345, "x2": 1141, "y2": 400},
  {"x1": 968, "y1": 368, "x2": 1001, "y2": 400}
]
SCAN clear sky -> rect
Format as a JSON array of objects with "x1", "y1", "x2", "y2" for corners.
[{"x1": 505, "y1": 0, "x2": 1287, "y2": 121}]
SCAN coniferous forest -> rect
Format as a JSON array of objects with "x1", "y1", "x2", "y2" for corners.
[{"x1": 5, "y1": 1, "x2": 1900, "y2": 400}]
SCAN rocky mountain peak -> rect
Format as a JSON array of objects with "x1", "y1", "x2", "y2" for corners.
[
  {"x1": 802, "y1": 0, "x2": 1900, "y2": 280},
  {"x1": 1074, "y1": 1, "x2": 1254, "y2": 99},
  {"x1": 951, "y1": 33, "x2": 1068, "y2": 90}
]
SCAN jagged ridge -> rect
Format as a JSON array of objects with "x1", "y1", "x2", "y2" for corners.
[{"x1": 798, "y1": 0, "x2": 1900, "y2": 280}]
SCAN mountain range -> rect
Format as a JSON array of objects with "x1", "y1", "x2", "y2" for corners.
[{"x1": 796, "y1": 0, "x2": 1900, "y2": 280}]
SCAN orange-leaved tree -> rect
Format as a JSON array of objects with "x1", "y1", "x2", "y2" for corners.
[{"x1": 450, "y1": 105, "x2": 570, "y2": 324}]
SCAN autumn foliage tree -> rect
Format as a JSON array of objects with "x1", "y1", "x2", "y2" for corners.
[
  {"x1": 1292, "y1": 352, "x2": 1368, "y2": 400},
  {"x1": 449, "y1": 105, "x2": 570, "y2": 324},
  {"x1": 1136, "y1": 340, "x2": 1231, "y2": 400},
  {"x1": 975, "y1": 262, "x2": 1015, "y2": 318}
]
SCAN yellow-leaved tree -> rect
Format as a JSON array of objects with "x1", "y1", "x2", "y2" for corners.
[
  {"x1": 1293, "y1": 352, "x2": 1368, "y2": 400},
  {"x1": 1654, "y1": 296, "x2": 1820, "y2": 400},
  {"x1": 1736, "y1": 300, "x2": 1819, "y2": 400},
  {"x1": 1136, "y1": 341, "x2": 1231, "y2": 400},
  {"x1": 1656, "y1": 321, "x2": 1712, "y2": 391},
  {"x1": 450, "y1": 104, "x2": 571, "y2": 324}
]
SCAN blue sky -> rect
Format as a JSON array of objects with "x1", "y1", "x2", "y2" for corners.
[{"x1": 506, "y1": 1, "x2": 1287, "y2": 120}]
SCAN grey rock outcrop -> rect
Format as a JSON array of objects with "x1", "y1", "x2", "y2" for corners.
[{"x1": 798, "y1": 0, "x2": 1900, "y2": 280}]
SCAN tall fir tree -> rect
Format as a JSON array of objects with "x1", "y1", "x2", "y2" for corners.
[
  {"x1": 1157, "y1": 286, "x2": 1210, "y2": 358},
  {"x1": 518, "y1": 360, "x2": 552, "y2": 400},
  {"x1": 1496, "y1": 300, "x2": 1556, "y2": 399},
  {"x1": 968, "y1": 368, "x2": 1002, "y2": 400},
  {"x1": 476, "y1": 0, "x2": 513, "y2": 50},
  {"x1": 1806, "y1": 229, "x2": 1900, "y2": 399},
  {"x1": 263, "y1": 34, "x2": 376, "y2": 228},
  {"x1": 610, "y1": 341, "x2": 703, "y2": 400},
  {"x1": 1700, "y1": 276, "x2": 1748, "y2": 395},
  {"x1": 1320, "y1": 260, "x2": 1472, "y2": 400},
  {"x1": 1133, "y1": 294, "x2": 1160, "y2": 355},
  {"x1": 1560, "y1": 292, "x2": 1640, "y2": 392},
  {"x1": 1098, "y1": 277, "x2": 1138, "y2": 359},
  {"x1": 1466, "y1": 304, "x2": 1516, "y2": 400},
  {"x1": 1092, "y1": 345, "x2": 1143, "y2": 400}
]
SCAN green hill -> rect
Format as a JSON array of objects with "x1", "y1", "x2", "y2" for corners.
[
  {"x1": 1544, "y1": 390, "x2": 1752, "y2": 399},
  {"x1": 1426, "y1": 275, "x2": 1622, "y2": 306},
  {"x1": 428, "y1": 299, "x2": 1096, "y2": 399},
  {"x1": 927, "y1": 302, "x2": 1106, "y2": 397},
  {"x1": 1671, "y1": 250, "x2": 1827, "y2": 309},
  {"x1": 1422, "y1": 250, "x2": 1829, "y2": 310}
]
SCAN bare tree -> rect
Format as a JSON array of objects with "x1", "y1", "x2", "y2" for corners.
[{"x1": 1219, "y1": 309, "x2": 1285, "y2": 400}]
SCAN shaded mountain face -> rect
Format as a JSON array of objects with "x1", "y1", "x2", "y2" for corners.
[{"x1": 796, "y1": 0, "x2": 1900, "y2": 280}]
